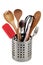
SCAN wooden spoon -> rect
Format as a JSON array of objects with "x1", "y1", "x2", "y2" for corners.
[
  {"x1": 25, "y1": 11, "x2": 41, "y2": 41},
  {"x1": 3, "y1": 10, "x2": 17, "y2": 33},
  {"x1": 14, "y1": 9, "x2": 22, "y2": 22},
  {"x1": 14, "y1": 9, "x2": 22, "y2": 40}
]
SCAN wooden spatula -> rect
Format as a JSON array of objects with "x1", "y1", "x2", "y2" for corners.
[
  {"x1": 14, "y1": 9, "x2": 22, "y2": 40},
  {"x1": 3, "y1": 10, "x2": 17, "y2": 33},
  {"x1": 25, "y1": 11, "x2": 41, "y2": 41}
]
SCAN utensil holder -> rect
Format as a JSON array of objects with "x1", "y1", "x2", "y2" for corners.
[{"x1": 12, "y1": 37, "x2": 32, "y2": 62}]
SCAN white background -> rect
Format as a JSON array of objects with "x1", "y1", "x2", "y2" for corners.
[{"x1": 0, "y1": 0, "x2": 43, "y2": 65}]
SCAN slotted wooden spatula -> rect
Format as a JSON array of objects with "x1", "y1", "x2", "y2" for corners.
[
  {"x1": 14, "y1": 9, "x2": 22, "y2": 40},
  {"x1": 25, "y1": 11, "x2": 41, "y2": 41},
  {"x1": 3, "y1": 10, "x2": 17, "y2": 33}
]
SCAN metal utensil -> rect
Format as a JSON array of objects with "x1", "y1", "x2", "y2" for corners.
[
  {"x1": 19, "y1": 20, "x2": 25, "y2": 41},
  {"x1": 25, "y1": 15, "x2": 34, "y2": 33},
  {"x1": 31, "y1": 27, "x2": 39, "y2": 38}
]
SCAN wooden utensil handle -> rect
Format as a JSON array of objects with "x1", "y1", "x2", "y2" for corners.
[
  {"x1": 11, "y1": 22, "x2": 17, "y2": 33},
  {"x1": 12, "y1": 23, "x2": 22, "y2": 40}
]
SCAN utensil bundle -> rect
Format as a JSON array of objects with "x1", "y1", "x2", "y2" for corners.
[
  {"x1": 2, "y1": 9, "x2": 41, "y2": 41},
  {"x1": 25, "y1": 11, "x2": 41, "y2": 41}
]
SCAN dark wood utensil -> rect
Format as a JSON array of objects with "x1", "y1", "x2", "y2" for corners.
[{"x1": 14, "y1": 9, "x2": 22, "y2": 40}]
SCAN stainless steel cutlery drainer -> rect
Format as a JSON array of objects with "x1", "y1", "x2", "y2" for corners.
[{"x1": 12, "y1": 37, "x2": 32, "y2": 62}]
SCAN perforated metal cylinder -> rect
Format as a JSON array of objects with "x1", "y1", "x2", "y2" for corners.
[{"x1": 12, "y1": 37, "x2": 32, "y2": 62}]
